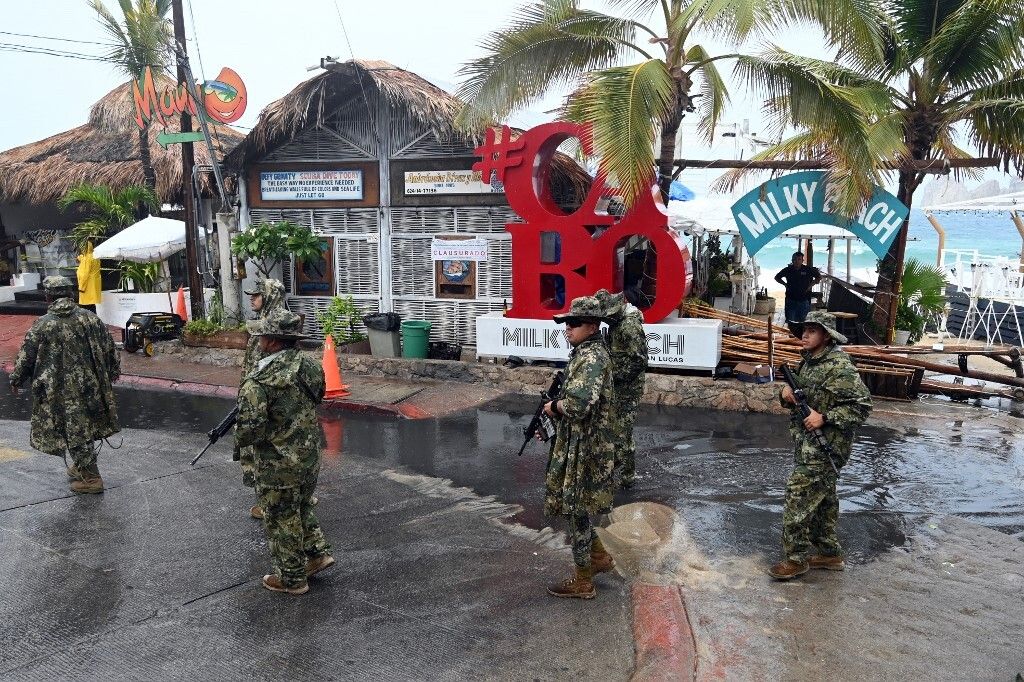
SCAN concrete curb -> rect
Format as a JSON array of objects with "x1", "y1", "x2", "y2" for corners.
[{"x1": 631, "y1": 583, "x2": 696, "y2": 682}]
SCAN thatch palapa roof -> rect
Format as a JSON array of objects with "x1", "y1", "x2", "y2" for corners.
[
  {"x1": 225, "y1": 59, "x2": 591, "y2": 196},
  {"x1": 0, "y1": 74, "x2": 244, "y2": 205}
]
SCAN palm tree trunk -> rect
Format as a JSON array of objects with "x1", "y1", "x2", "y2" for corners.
[
  {"x1": 657, "y1": 115, "x2": 681, "y2": 204},
  {"x1": 138, "y1": 123, "x2": 158, "y2": 214},
  {"x1": 869, "y1": 170, "x2": 920, "y2": 342}
]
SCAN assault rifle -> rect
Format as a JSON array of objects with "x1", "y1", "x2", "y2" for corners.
[
  {"x1": 780, "y1": 364, "x2": 839, "y2": 474},
  {"x1": 190, "y1": 405, "x2": 239, "y2": 466},
  {"x1": 517, "y1": 371, "x2": 565, "y2": 456}
]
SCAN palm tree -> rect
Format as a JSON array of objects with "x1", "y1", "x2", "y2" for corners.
[
  {"x1": 722, "y1": 0, "x2": 1024, "y2": 340},
  {"x1": 58, "y1": 183, "x2": 159, "y2": 252},
  {"x1": 455, "y1": 0, "x2": 883, "y2": 205},
  {"x1": 89, "y1": 0, "x2": 173, "y2": 194}
]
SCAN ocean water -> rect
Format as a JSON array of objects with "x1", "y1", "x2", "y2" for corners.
[{"x1": 748, "y1": 209, "x2": 1022, "y2": 284}]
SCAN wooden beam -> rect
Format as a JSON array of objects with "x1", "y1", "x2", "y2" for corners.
[{"x1": 672, "y1": 157, "x2": 1000, "y2": 173}]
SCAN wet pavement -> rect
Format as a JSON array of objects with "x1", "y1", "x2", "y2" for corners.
[{"x1": 2, "y1": 374, "x2": 1023, "y2": 679}]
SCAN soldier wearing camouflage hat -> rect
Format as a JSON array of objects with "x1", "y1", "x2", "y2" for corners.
[
  {"x1": 237, "y1": 278, "x2": 289, "y2": 519},
  {"x1": 543, "y1": 296, "x2": 617, "y2": 599},
  {"x1": 234, "y1": 310, "x2": 333, "y2": 595},
  {"x1": 9, "y1": 276, "x2": 120, "y2": 494},
  {"x1": 594, "y1": 289, "x2": 648, "y2": 488},
  {"x1": 769, "y1": 310, "x2": 872, "y2": 581}
]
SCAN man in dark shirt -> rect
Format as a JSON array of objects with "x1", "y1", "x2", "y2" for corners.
[{"x1": 775, "y1": 252, "x2": 821, "y2": 327}]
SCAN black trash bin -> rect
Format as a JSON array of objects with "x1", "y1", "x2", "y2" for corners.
[{"x1": 362, "y1": 312, "x2": 402, "y2": 356}]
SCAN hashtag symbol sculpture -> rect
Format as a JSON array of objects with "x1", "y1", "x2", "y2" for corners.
[{"x1": 472, "y1": 125, "x2": 525, "y2": 185}]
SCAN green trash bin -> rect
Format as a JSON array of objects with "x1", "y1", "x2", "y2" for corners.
[{"x1": 401, "y1": 320, "x2": 432, "y2": 358}]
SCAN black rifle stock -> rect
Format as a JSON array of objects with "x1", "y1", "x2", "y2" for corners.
[
  {"x1": 517, "y1": 371, "x2": 565, "y2": 456},
  {"x1": 190, "y1": 405, "x2": 239, "y2": 466},
  {"x1": 780, "y1": 364, "x2": 840, "y2": 474}
]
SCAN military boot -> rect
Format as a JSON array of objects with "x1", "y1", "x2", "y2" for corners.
[
  {"x1": 66, "y1": 465, "x2": 81, "y2": 480},
  {"x1": 70, "y1": 476, "x2": 104, "y2": 495},
  {"x1": 767, "y1": 559, "x2": 809, "y2": 580},
  {"x1": 547, "y1": 565, "x2": 596, "y2": 599},
  {"x1": 261, "y1": 574, "x2": 309, "y2": 595},
  {"x1": 306, "y1": 554, "x2": 336, "y2": 577},
  {"x1": 250, "y1": 505, "x2": 264, "y2": 520},
  {"x1": 808, "y1": 554, "x2": 845, "y2": 571},
  {"x1": 591, "y1": 537, "x2": 616, "y2": 575}
]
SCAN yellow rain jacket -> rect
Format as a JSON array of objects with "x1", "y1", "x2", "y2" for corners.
[{"x1": 76, "y1": 243, "x2": 102, "y2": 305}]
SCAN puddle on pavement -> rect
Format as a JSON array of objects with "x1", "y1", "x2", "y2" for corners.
[{"x1": 3, "y1": 372, "x2": 1021, "y2": 564}]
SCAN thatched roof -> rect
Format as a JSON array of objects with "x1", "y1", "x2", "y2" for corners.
[
  {"x1": 0, "y1": 75, "x2": 244, "y2": 205},
  {"x1": 225, "y1": 60, "x2": 592, "y2": 198}
]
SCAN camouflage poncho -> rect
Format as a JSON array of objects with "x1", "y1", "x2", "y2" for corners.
[
  {"x1": 235, "y1": 347, "x2": 326, "y2": 488},
  {"x1": 9, "y1": 298, "x2": 120, "y2": 455},
  {"x1": 606, "y1": 304, "x2": 648, "y2": 407},
  {"x1": 544, "y1": 333, "x2": 616, "y2": 517},
  {"x1": 782, "y1": 344, "x2": 872, "y2": 467}
]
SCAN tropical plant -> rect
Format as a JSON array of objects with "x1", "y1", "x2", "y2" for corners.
[
  {"x1": 315, "y1": 295, "x2": 366, "y2": 345},
  {"x1": 455, "y1": 0, "x2": 882, "y2": 205},
  {"x1": 230, "y1": 221, "x2": 323, "y2": 280},
  {"x1": 58, "y1": 183, "x2": 159, "y2": 252},
  {"x1": 118, "y1": 261, "x2": 160, "y2": 293},
  {"x1": 89, "y1": 0, "x2": 173, "y2": 192},
  {"x1": 721, "y1": 0, "x2": 1024, "y2": 339},
  {"x1": 894, "y1": 258, "x2": 947, "y2": 342}
]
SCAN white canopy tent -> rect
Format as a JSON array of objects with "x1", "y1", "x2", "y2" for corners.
[{"x1": 92, "y1": 216, "x2": 190, "y2": 263}]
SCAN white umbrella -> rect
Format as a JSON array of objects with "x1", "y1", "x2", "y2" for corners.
[{"x1": 92, "y1": 216, "x2": 189, "y2": 263}]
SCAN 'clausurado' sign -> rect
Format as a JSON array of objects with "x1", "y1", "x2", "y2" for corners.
[{"x1": 730, "y1": 171, "x2": 910, "y2": 259}]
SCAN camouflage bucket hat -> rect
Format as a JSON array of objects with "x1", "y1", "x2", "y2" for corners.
[
  {"x1": 243, "y1": 278, "x2": 283, "y2": 296},
  {"x1": 789, "y1": 310, "x2": 847, "y2": 345},
  {"x1": 246, "y1": 309, "x2": 307, "y2": 340},
  {"x1": 594, "y1": 288, "x2": 626, "y2": 320},
  {"x1": 43, "y1": 275, "x2": 74, "y2": 292},
  {"x1": 553, "y1": 295, "x2": 604, "y2": 323}
]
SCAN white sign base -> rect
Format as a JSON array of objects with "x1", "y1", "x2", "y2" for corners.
[{"x1": 475, "y1": 312, "x2": 722, "y2": 370}]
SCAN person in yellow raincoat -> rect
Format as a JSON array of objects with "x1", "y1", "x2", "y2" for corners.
[{"x1": 76, "y1": 242, "x2": 102, "y2": 312}]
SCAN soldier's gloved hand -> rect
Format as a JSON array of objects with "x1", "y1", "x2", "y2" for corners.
[{"x1": 803, "y1": 409, "x2": 824, "y2": 431}]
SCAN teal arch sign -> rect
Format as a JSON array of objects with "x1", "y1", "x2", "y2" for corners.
[{"x1": 729, "y1": 171, "x2": 909, "y2": 259}]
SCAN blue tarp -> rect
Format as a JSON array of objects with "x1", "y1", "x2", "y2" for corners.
[{"x1": 669, "y1": 181, "x2": 695, "y2": 201}]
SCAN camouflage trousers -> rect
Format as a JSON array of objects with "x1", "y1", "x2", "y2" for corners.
[
  {"x1": 782, "y1": 464, "x2": 842, "y2": 562},
  {"x1": 257, "y1": 477, "x2": 331, "y2": 587},
  {"x1": 611, "y1": 395, "x2": 641, "y2": 482},
  {"x1": 68, "y1": 442, "x2": 99, "y2": 478},
  {"x1": 568, "y1": 512, "x2": 596, "y2": 568}
]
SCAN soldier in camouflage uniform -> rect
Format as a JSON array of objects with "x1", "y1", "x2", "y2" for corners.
[
  {"x1": 237, "y1": 279, "x2": 288, "y2": 519},
  {"x1": 769, "y1": 311, "x2": 872, "y2": 580},
  {"x1": 595, "y1": 289, "x2": 648, "y2": 488},
  {"x1": 9, "y1": 276, "x2": 120, "y2": 494},
  {"x1": 543, "y1": 296, "x2": 617, "y2": 599},
  {"x1": 234, "y1": 311, "x2": 333, "y2": 595}
]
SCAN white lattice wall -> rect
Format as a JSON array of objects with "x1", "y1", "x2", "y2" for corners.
[{"x1": 392, "y1": 299, "x2": 505, "y2": 345}]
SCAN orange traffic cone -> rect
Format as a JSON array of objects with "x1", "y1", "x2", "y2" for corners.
[
  {"x1": 322, "y1": 334, "x2": 350, "y2": 399},
  {"x1": 175, "y1": 286, "x2": 188, "y2": 321}
]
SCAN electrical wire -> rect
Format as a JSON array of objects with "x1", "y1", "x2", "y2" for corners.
[
  {"x1": 332, "y1": 0, "x2": 380, "y2": 145},
  {"x1": 184, "y1": 0, "x2": 225, "y2": 155},
  {"x1": 0, "y1": 41, "x2": 114, "y2": 63},
  {"x1": 0, "y1": 30, "x2": 116, "y2": 46}
]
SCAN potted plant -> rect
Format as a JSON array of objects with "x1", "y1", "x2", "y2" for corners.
[
  {"x1": 893, "y1": 258, "x2": 947, "y2": 345},
  {"x1": 316, "y1": 295, "x2": 370, "y2": 354},
  {"x1": 181, "y1": 291, "x2": 249, "y2": 349},
  {"x1": 230, "y1": 221, "x2": 323, "y2": 279}
]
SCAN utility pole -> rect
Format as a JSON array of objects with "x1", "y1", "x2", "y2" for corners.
[{"x1": 171, "y1": 0, "x2": 204, "y2": 319}]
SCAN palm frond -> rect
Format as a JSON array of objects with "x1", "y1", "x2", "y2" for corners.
[
  {"x1": 455, "y1": 0, "x2": 647, "y2": 130},
  {"x1": 770, "y1": 0, "x2": 888, "y2": 70},
  {"x1": 685, "y1": 44, "x2": 730, "y2": 144},
  {"x1": 962, "y1": 98, "x2": 1024, "y2": 176},
  {"x1": 923, "y1": 0, "x2": 1024, "y2": 91},
  {"x1": 564, "y1": 59, "x2": 675, "y2": 206}
]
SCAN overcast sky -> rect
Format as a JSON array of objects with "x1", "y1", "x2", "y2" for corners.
[{"x1": 0, "y1": 0, "x2": 1011, "y2": 194}]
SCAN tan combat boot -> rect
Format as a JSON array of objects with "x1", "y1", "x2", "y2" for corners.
[
  {"x1": 306, "y1": 554, "x2": 336, "y2": 577},
  {"x1": 261, "y1": 574, "x2": 309, "y2": 595},
  {"x1": 70, "y1": 476, "x2": 104, "y2": 495},
  {"x1": 66, "y1": 465, "x2": 81, "y2": 480},
  {"x1": 808, "y1": 554, "x2": 845, "y2": 571},
  {"x1": 547, "y1": 565, "x2": 596, "y2": 599},
  {"x1": 767, "y1": 559, "x2": 809, "y2": 580},
  {"x1": 250, "y1": 505, "x2": 264, "y2": 520},
  {"x1": 591, "y1": 537, "x2": 616, "y2": 575}
]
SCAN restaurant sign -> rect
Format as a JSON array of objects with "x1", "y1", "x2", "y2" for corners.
[
  {"x1": 476, "y1": 313, "x2": 722, "y2": 370},
  {"x1": 259, "y1": 170, "x2": 363, "y2": 201},
  {"x1": 404, "y1": 170, "x2": 504, "y2": 195},
  {"x1": 730, "y1": 171, "x2": 910, "y2": 259}
]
